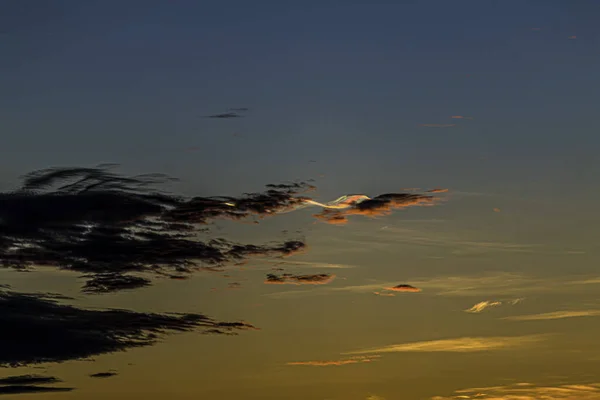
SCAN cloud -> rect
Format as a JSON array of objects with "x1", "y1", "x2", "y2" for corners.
[
  {"x1": 373, "y1": 291, "x2": 395, "y2": 297},
  {"x1": 504, "y1": 310, "x2": 600, "y2": 321},
  {"x1": 569, "y1": 35, "x2": 577, "y2": 39},
  {"x1": 204, "y1": 112, "x2": 243, "y2": 118},
  {"x1": 313, "y1": 193, "x2": 439, "y2": 225},
  {"x1": 0, "y1": 385, "x2": 74, "y2": 395},
  {"x1": 426, "y1": 188, "x2": 449, "y2": 193},
  {"x1": 286, "y1": 355, "x2": 379, "y2": 367},
  {"x1": 0, "y1": 165, "x2": 310, "y2": 292},
  {"x1": 0, "y1": 288, "x2": 257, "y2": 367},
  {"x1": 432, "y1": 382, "x2": 600, "y2": 399},
  {"x1": 384, "y1": 284, "x2": 421, "y2": 293},
  {"x1": 264, "y1": 273, "x2": 336, "y2": 285},
  {"x1": 464, "y1": 301, "x2": 503, "y2": 313},
  {"x1": 344, "y1": 335, "x2": 547, "y2": 355},
  {"x1": 366, "y1": 395, "x2": 386, "y2": 400},
  {"x1": 0, "y1": 375, "x2": 60, "y2": 385},
  {"x1": 89, "y1": 372, "x2": 118, "y2": 379},
  {"x1": 420, "y1": 124, "x2": 456, "y2": 127}
]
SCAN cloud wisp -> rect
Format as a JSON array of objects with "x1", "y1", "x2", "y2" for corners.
[
  {"x1": 344, "y1": 335, "x2": 547, "y2": 355},
  {"x1": 432, "y1": 382, "x2": 600, "y2": 400},
  {"x1": 504, "y1": 310, "x2": 600, "y2": 321},
  {"x1": 286, "y1": 355, "x2": 379, "y2": 367},
  {"x1": 464, "y1": 300, "x2": 503, "y2": 313}
]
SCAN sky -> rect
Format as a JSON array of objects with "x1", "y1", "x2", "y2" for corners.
[{"x1": 1, "y1": 1, "x2": 600, "y2": 399}]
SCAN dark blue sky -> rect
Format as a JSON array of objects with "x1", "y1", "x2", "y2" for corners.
[{"x1": 2, "y1": 1, "x2": 599, "y2": 201}]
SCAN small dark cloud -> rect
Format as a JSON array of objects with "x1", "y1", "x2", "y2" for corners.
[
  {"x1": 385, "y1": 284, "x2": 421, "y2": 293},
  {"x1": 82, "y1": 274, "x2": 152, "y2": 294},
  {"x1": 89, "y1": 372, "x2": 118, "y2": 379},
  {"x1": 264, "y1": 273, "x2": 335, "y2": 285},
  {"x1": 0, "y1": 385, "x2": 74, "y2": 395},
  {"x1": 227, "y1": 282, "x2": 242, "y2": 290},
  {"x1": 204, "y1": 113, "x2": 243, "y2": 118},
  {"x1": 0, "y1": 375, "x2": 60, "y2": 385},
  {"x1": 0, "y1": 289, "x2": 257, "y2": 367}
]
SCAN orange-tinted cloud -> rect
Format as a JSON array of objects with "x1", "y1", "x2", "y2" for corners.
[
  {"x1": 426, "y1": 188, "x2": 449, "y2": 193},
  {"x1": 286, "y1": 355, "x2": 379, "y2": 367},
  {"x1": 264, "y1": 273, "x2": 336, "y2": 285},
  {"x1": 314, "y1": 193, "x2": 438, "y2": 225},
  {"x1": 569, "y1": 35, "x2": 577, "y2": 39},
  {"x1": 384, "y1": 284, "x2": 422, "y2": 293},
  {"x1": 432, "y1": 382, "x2": 600, "y2": 400},
  {"x1": 493, "y1": 207, "x2": 501, "y2": 212}
]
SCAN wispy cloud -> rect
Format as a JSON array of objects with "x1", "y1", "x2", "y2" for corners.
[
  {"x1": 286, "y1": 355, "x2": 379, "y2": 367},
  {"x1": 505, "y1": 310, "x2": 600, "y2": 321},
  {"x1": 464, "y1": 301, "x2": 502, "y2": 313},
  {"x1": 432, "y1": 382, "x2": 600, "y2": 399},
  {"x1": 344, "y1": 335, "x2": 547, "y2": 355}
]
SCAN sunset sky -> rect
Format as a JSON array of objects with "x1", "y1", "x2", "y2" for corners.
[{"x1": 2, "y1": 1, "x2": 600, "y2": 399}]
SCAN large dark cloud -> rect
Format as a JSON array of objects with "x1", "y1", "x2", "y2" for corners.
[
  {"x1": 0, "y1": 288, "x2": 257, "y2": 367},
  {"x1": 0, "y1": 165, "x2": 309, "y2": 292}
]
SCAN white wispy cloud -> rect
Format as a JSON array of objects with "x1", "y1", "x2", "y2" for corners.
[
  {"x1": 432, "y1": 382, "x2": 600, "y2": 399},
  {"x1": 504, "y1": 310, "x2": 600, "y2": 321},
  {"x1": 464, "y1": 301, "x2": 502, "y2": 313},
  {"x1": 344, "y1": 335, "x2": 547, "y2": 355}
]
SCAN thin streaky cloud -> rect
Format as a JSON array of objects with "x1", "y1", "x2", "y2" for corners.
[
  {"x1": 344, "y1": 335, "x2": 547, "y2": 355},
  {"x1": 432, "y1": 382, "x2": 600, "y2": 400},
  {"x1": 464, "y1": 301, "x2": 502, "y2": 313},
  {"x1": 286, "y1": 355, "x2": 379, "y2": 367},
  {"x1": 504, "y1": 310, "x2": 600, "y2": 321}
]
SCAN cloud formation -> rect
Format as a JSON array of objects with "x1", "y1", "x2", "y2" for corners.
[
  {"x1": 0, "y1": 374, "x2": 72, "y2": 395},
  {"x1": 432, "y1": 382, "x2": 600, "y2": 400},
  {"x1": 505, "y1": 310, "x2": 600, "y2": 321},
  {"x1": 0, "y1": 165, "x2": 310, "y2": 292},
  {"x1": 204, "y1": 112, "x2": 243, "y2": 118},
  {"x1": 345, "y1": 335, "x2": 546, "y2": 355},
  {"x1": 384, "y1": 284, "x2": 421, "y2": 293},
  {"x1": 89, "y1": 372, "x2": 118, "y2": 379},
  {"x1": 465, "y1": 300, "x2": 503, "y2": 313},
  {"x1": 286, "y1": 355, "x2": 379, "y2": 367},
  {"x1": 0, "y1": 288, "x2": 257, "y2": 367},
  {"x1": 264, "y1": 273, "x2": 336, "y2": 285},
  {"x1": 313, "y1": 193, "x2": 438, "y2": 225}
]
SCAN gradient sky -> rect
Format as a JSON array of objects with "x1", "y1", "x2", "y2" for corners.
[{"x1": 2, "y1": 1, "x2": 600, "y2": 399}]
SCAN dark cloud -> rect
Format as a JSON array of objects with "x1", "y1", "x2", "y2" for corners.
[
  {"x1": 0, "y1": 385, "x2": 74, "y2": 395},
  {"x1": 0, "y1": 375, "x2": 60, "y2": 385},
  {"x1": 385, "y1": 284, "x2": 422, "y2": 293},
  {"x1": 204, "y1": 112, "x2": 243, "y2": 118},
  {"x1": 0, "y1": 166, "x2": 309, "y2": 292},
  {"x1": 89, "y1": 372, "x2": 118, "y2": 379},
  {"x1": 313, "y1": 193, "x2": 438, "y2": 225},
  {"x1": 264, "y1": 273, "x2": 335, "y2": 285},
  {"x1": 0, "y1": 289, "x2": 257, "y2": 367}
]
